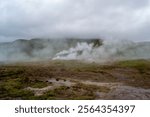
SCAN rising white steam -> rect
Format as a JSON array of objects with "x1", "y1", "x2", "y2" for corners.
[
  {"x1": 0, "y1": 38, "x2": 150, "y2": 63},
  {"x1": 53, "y1": 42, "x2": 93, "y2": 60},
  {"x1": 53, "y1": 40, "x2": 150, "y2": 63}
]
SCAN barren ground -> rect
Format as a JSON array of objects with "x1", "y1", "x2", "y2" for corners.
[{"x1": 0, "y1": 59, "x2": 150, "y2": 100}]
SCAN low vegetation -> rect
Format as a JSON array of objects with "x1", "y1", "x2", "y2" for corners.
[{"x1": 0, "y1": 59, "x2": 150, "y2": 99}]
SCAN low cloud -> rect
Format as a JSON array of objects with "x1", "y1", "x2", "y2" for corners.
[{"x1": 0, "y1": 0, "x2": 150, "y2": 42}]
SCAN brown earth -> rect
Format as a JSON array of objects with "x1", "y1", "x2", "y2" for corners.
[{"x1": 0, "y1": 59, "x2": 150, "y2": 100}]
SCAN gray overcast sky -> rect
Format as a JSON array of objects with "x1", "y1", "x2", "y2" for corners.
[{"x1": 0, "y1": 0, "x2": 150, "y2": 42}]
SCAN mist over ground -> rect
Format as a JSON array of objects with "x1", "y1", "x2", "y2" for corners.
[
  {"x1": 0, "y1": 0, "x2": 150, "y2": 63},
  {"x1": 0, "y1": 38, "x2": 150, "y2": 63},
  {"x1": 1, "y1": 0, "x2": 150, "y2": 101}
]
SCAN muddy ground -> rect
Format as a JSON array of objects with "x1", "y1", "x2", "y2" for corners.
[{"x1": 0, "y1": 59, "x2": 150, "y2": 100}]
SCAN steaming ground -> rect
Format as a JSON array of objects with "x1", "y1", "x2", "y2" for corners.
[
  {"x1": 0, "y1": 38, "x2": 150, "y2": 63},
  {"x1": 53, "y1": 40, "x2": 150, "y2": 62},
  {"x1": 0, "y1": 38, "x2": 102, "y2": 62},
  {"x1": 0, "y1": 38, "x2": 150, "y2": 100}
]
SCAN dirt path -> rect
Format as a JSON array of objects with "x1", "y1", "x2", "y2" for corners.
[{"x1": 26, "y1": 78, "x2": 150, "y2": 99}]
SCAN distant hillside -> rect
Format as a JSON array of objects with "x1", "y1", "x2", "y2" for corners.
[
  {"x1": 0, "y1": 38, "x2": 150, "y2": 62},
  {"x1": 0, "y1": 38, "x2": 102, "y2": 62}
]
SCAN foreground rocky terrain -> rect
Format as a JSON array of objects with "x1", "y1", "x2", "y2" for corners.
[{"x1": 0, "y1": 59, "x2": 150, "y2": 100}]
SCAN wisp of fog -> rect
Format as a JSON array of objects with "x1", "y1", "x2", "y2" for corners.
[{"x1": 0, "y1": 38, "x2": 150, "y2": 63}]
